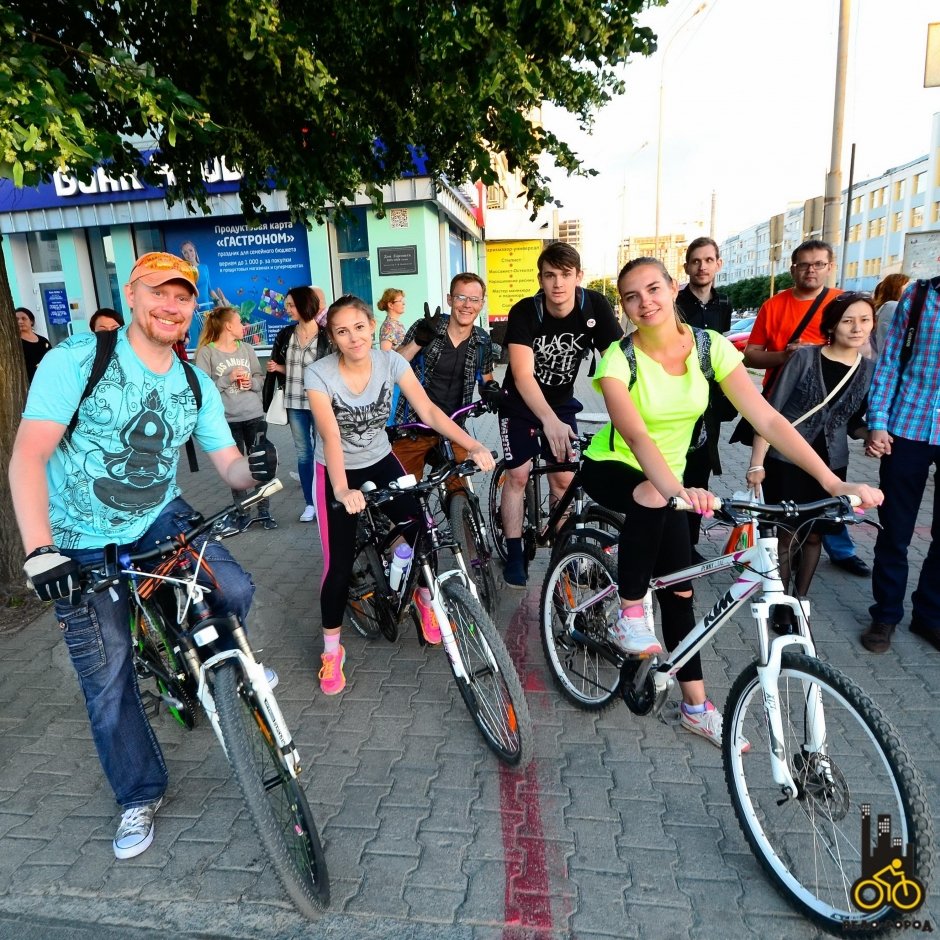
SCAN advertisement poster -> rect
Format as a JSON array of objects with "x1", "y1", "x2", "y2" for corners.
[
  {"x1": 162, "y1": 213, "x2": 312, "y2": 348},
  {"x1": 484, "y1": 240, "x2": 542, "y2": 319}
]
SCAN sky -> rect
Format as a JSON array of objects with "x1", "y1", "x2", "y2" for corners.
[{"x1": 541, "y1": 0, "x2": 940, "y2": 276}]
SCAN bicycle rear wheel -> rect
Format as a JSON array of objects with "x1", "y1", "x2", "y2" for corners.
[
  {"x1": 549, "y1": 503, "x2": 622, "y2": 570},
  {"x1": 448, "y1": 490, "x2": 497, "y2": 616},
  {"x1": 214, "y1": 662, "x2": 330, "y2": 915},
  {"x1": 723, "y1": 652, "x2": 933, "y2": 935},
  {"x1": 134, "y1": 599, "x2": 198, "y2": 729},
  {"x1": 439, "y1": 581, "x2": 532, "y2": 767},
  {"x1": 540, "y1": 541, "x2": 623, "y2": 710}
]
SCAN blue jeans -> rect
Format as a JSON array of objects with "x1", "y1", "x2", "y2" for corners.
[
  {"x1": 287, "y1": 407, "x2": 316, "y2": 505},
  {"x1": 870, "y1": 436, "x2": 940, "y2": 627},
  {"x1": 56, "y1": 497, "x2": 255, "y2": 809},
  {"x1": 822, "y1": 525, "x2": 856, "y2": 561}
]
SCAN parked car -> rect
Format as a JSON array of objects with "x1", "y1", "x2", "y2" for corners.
[{"x1": 724, "y1": 315, "x2": 756, "y2": 351}]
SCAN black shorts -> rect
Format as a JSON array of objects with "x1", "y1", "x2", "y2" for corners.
[{"x1": 498, "y1": 397, "x2": 581, "y2": 470}]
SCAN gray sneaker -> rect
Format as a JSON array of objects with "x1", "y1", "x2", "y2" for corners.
[{"x1": 113, "y1": 796, "x2": 163, "y2": 859}]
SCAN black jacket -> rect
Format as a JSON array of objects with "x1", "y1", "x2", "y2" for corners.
[{"x1": 261, "y1": 322, "x2": 330, "y2": 411}]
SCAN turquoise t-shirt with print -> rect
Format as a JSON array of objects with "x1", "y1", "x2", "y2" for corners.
[
  {"x1": 583, "y1": 329, "x2": 743, "y2": 477},
  {"x1": 24, "y1": 329, "x2": 234, "y2": 549}
]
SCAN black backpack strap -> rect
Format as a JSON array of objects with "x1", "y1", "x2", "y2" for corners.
[
  {"x1": 65, "y1": 329, "x2": 119, "y2": 442},
  {"x1": 179, "y1": 359, "x2": 203, "y2": 473}
]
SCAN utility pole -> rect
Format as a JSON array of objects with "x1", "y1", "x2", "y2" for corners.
[{"x1": 822, "y1": 0, "x2": 851, "y2": 286}]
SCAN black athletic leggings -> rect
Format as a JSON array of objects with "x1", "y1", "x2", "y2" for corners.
[
  {"x1": 580, "y1": 457, "x2": 702, "y2": 682},
  {"x1": 315, "y1": 452, "x2": 419, "y2": 629}
]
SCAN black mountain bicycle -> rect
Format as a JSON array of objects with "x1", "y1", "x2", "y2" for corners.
[
  {"x1": 344, "y1": 459, "x2": 533, "y2": 767},
  {"x1": 79, "y1": 481, "x2": 328, "y2": 917},
  {"x1": 388, "y1": 399, "x2": 497, "y2": 615}
]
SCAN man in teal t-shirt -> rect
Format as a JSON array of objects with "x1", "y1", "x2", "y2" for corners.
[{"x1": 8, "y1": 251, "x2": 278, "y2": 862}]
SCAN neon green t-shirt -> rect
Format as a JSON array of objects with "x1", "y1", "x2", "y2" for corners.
[{"x1": 583, "y1": 329, "x2": 743, "y2": 476}]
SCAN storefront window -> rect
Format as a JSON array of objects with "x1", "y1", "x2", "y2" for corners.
[
  {"x1": 133, "y1": 225, "x2": 164, "y2": 256},
  {"x1": 26, "y1": 231, "x2": 62, "y2": 273},
  {"x1": 336, "y1": 207, "x2": 372, "y2": 304},
  {"x1": 449, "y1": 225, "x2": 465, "y2": 280}
]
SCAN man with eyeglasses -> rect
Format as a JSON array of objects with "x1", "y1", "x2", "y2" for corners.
[
  {"x1": 392, "y1": 272, "x2": 497, "y2": 478},
  {"x1": 744, "y1": 239, "x2": 870, "y2": 577}
]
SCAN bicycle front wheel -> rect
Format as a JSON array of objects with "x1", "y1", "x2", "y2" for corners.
[
  {"x1": 214, "y1": 662, "x2": 330, "y2": 916},
  {"x1": 724, "y1": 652, "x2": 933, "y2": 935},
  {"x1": 449, "y1": 490, "x2": 497, "y2": 616},
  {"x1": 540, "y1": 541, "x2": 623, "y2": 710},
  {"x1": 439, "y1": 581, "x2": 532, "y2": 767},
  {"x1": 346, "y1": 540, "x2": 383, "y2": 640}
]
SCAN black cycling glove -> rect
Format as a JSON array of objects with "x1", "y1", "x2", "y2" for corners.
[
  {"x1": 480, "y1": 380, "x2": 502, "y2": 411},
  {"x1": 248, "y1": 433, "x2": 278, "y2": 482},
  {"x1": 24, "y1": 545, "x2": 81, "y2": 605},
  {"x1": 413, "y1": 302, "x2": 442, "y2": 347}
]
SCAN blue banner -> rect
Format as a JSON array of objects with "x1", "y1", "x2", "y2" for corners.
[{"x1": 161, "y1": 214, "x2": 312, "y2": 348}]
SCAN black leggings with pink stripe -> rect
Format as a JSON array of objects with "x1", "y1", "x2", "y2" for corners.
[{"x1": 315, "y1": 453, "x2": 419, "y2": 629}]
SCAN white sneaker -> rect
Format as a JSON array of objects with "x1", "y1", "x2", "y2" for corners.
[
  {"x1": 680, "y1": 700, "x2": 750, "y2": 752},
  {"x1": 289, "y1": 471, "x2": 301, "y2": 483},
  {"x1": 608, "y1": 614, "x2": 662, "y2": 656},
  {"x1": 113, "y1": 797, "x2": 163, "y2": 859},
  {"x1": 299, "y1": 505, "x2": 316, "y2": 522}
]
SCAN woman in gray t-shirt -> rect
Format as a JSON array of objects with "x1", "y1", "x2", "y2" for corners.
[{"x1": 305, "y1": 295, "x2": 494, "y2": 696}]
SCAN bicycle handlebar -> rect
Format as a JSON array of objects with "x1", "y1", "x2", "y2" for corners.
[
  {"x1": 668, "y1": 494, "x2": 862, "y2": 520},
  {"x1": 388, "y1": 399, "x2": 491, "y2": 440},
  {"x1": 330, "y1": 453, "x2": 498, "y2": 512},
  {"x1": 79, "y1": 479, "x2": 284, "y2": 589}
]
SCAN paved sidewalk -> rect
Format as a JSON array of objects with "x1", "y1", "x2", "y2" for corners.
[{"x1": 0, "y1": 370, "x2": 937, "y2": 939}]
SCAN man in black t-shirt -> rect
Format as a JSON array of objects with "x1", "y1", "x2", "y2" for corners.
[{"x1": 498, "y1": 242, "x2": 622, "y2": 587}]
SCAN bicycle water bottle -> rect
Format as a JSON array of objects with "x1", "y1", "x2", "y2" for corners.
[{"x1": 388, "y1": 543, "x2": 413, "y2": 591}]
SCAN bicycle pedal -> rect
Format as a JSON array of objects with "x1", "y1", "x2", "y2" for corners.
[{"x1": 140, "y1": 689, "x2": 162, "y2": 719}]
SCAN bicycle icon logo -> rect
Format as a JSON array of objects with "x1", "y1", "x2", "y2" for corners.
[{"x1": 851, "y1": 804, "x2": 925, "y2": 913}]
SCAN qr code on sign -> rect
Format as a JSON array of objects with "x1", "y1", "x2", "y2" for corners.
[{"x1": 389, "y1": 208, "x2": 409, "y2": 229}]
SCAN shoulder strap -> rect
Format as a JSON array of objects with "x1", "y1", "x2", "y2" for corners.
[
  {"x1": 65, "y1": 329, "x2": 119, "y2": 441},
  {"x1": 786, "y1": 287, "x2": 829, "y2": 346},
  {"x1": 690, "y1": 327, "x2": 715, "y2": 381},
  {"x1": 618, "y1": 334, "x2": 638, "y2": 391},
  {"x1": 899, "y1": 279, "x2": 929, "y2": 370},
  {"x1": 181, "y1": 360, "x2": 203, "y2": 410}
]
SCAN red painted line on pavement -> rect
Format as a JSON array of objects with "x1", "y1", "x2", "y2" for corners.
[{"x1": 500, "y1": 594, "x2": 556, "y2": 939}]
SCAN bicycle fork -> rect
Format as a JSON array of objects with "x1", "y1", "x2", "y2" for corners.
[
  {"x1": 756, "y1": 634, "x2": 827, "y2": 801},
  {"x1": 418, "y1": 562, "x2": 470, "y2": 681}
]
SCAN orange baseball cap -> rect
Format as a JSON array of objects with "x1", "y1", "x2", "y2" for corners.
[{"x1": 128, "y1": 252, "x2": 199, "y2": 294}]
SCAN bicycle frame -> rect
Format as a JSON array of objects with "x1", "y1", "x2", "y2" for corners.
[
  {"x1": 125, "y1": 555, "x2": 303, "y2": 777},
  {"x1": 357, "y1": 478, "x2": 482, "y2": 680},
  {"x1": 646, "y1": 536, "x2": 825, "y2": 798}
]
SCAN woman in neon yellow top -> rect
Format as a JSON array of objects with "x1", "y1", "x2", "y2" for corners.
[{"x1": 580, "y1": 257, "x2": 882, "y2": 749}]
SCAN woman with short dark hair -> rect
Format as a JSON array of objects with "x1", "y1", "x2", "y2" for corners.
[{"x1": 16, "y1": 307, "x2": 52, "y2": 384}]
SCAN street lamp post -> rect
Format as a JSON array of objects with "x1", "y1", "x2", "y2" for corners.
[
  {"x1": 822, "y1": 0, "x2": 851, "y2": 285},
  {"x1": 654, "y1": 2, "x2": 707, "y2": 256}
]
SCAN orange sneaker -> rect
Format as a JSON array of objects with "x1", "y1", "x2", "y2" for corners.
[
  {"x1": 413, "y1": 590, "x2": 442, "y2": 645},
  {"x1": 318, "y1": 645, "x2": 346, "y2": 695}
]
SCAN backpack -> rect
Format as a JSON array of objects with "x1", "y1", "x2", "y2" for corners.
[
  {"x1": 531, "y1": 286, "x2": 603, "y2": 377},
  {"x1": 65, "y1": 329, "x2": 204, "y2": 470},
  {"x1": 609, "y1": 327, "x2": 716, "y2": 454}
]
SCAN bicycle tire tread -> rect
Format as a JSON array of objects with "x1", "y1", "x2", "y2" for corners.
[
  {"x1": 441, "y1": 580, "x2": 533, "y2": 769},
  {"x1": 723, "y1": 652, "x2": 933, "y2": 936},
  {"x1": 214, "y1": 662, "x2": 329, "y2": 916}
]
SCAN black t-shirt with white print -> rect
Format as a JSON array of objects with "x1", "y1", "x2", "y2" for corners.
[{"x1": 502, "y1": 288, "x2": 622, "y2": 409}]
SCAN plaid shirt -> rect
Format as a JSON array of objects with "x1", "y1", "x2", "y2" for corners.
[
  {"x1": 394, "y1": 315, "x2": 494, "y2": 424},
  {"x1": 868, "y1": 279, "x2": 940, "y2": 444},
  {"x1": 284, "y1": 330, "x2": 323, "y2": 409}
]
